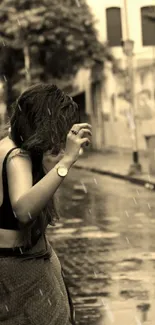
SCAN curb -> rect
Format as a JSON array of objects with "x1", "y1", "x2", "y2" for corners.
[{"x1": 73, "y1": 164, "x2": 155, "y2": 190}]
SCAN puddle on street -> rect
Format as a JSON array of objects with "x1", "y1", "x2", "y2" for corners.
[{"x1": 47, "y1": 169, "x2": 155, "y2": 324}]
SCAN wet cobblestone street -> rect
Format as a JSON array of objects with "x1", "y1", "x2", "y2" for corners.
[{"x1": 47, "y1": 168, "x2": 155, "y2": 325}]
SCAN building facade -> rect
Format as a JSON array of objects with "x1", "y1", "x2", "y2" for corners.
[
  {"x1": 70, "y1": 0, "x2": 155, "y2": 151},
  {"x1": 1, "y1": 1, "x2": 155, "y2": 151}
]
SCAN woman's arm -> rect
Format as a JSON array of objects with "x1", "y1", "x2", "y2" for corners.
[
  {"x1": 7, "y1": 150, "x2": 73, "y2": 224},
  {"x1": 7, "y1": 123, "x2": 92, "y2": 224}
]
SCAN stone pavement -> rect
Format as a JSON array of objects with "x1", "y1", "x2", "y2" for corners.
[
  {"x1": 73, "y1": 149, "x2": 155, "y2": 189},
  {"x1": 50, "y1": 168, "x2": 155, "y2": 325}
]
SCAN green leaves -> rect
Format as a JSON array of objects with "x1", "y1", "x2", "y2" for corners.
[{"x1": 0, "y1": 0, "x2": 113, "y2": 95}]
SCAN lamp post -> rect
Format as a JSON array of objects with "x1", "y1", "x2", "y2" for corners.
[{"x1": 122, "y1": 39, "x2": 142, "y2": 174}]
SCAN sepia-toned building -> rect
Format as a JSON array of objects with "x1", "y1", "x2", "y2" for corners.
[
  {"x1": 1, "y1": 0, "x2": 155, "y2": 152},
  {"x1": 69, "y1": 0, "x2": 155, "y2": 151}
]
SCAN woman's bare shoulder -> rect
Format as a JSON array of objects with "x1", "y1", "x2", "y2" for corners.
[
  {"x1": 0, "y1": 137, "x2": 15, "y2": 162},
  {"x1": 0, "y1": 137, "x2": 29, "y2": 160},
  {"x1": 0, "y1": 137, "x2": 31, "y2": 206}
]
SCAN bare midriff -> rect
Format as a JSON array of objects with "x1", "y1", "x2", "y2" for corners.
[{"x1": 0, "y1": 228, "x2": 23, "y2": 248}]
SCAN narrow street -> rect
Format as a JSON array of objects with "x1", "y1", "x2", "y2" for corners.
[{"x1": 47, "y1": 168, "x2": 155, "y2": 325}]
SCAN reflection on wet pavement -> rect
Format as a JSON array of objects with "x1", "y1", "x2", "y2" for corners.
[{"x1": 47, "y1": 168, "x2": 155, "y2": 325}]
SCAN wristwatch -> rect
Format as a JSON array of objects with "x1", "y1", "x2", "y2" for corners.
[{"x1": 55, "y1": 165, "x2": 69, "y2": 177}]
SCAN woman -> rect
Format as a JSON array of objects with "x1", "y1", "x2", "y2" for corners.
[{"x1": 0, "y1": 84, "x2": 92, "y2": 325}]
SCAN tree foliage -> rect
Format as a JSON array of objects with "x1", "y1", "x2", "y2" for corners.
[{"x1": 0, "y1": 0, "x2": 113, "y2": 86}]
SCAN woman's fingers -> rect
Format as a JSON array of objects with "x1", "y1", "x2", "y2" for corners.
[
  {"x1": 80, "y1": 137, "x2": 91, "y2": 146},
  {"x1": 78, "y1": 128, "x2": 92, "y2": 138},
  {"x1": 71, "y1": 123, "x2": 92, "y2": 133}
]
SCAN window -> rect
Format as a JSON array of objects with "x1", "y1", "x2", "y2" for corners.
[
  {"x1": 106, "y1": 7, "x2": 122, "y2": 46},
  {"x1": 141, "y1": 6, "x2": 155, "y2": 46}
]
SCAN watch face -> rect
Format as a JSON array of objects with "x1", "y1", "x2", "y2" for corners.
[{"x1": 58, "y1": 166, "x2": 68, "y2": 177}]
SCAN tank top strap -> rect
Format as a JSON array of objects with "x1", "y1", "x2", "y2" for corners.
[
  {"x1": 2, "y1": 147, "x2": 18, "y2": 194},
  {"x1": 3, "y1": 147, "x2": 18, "y2": 165}
]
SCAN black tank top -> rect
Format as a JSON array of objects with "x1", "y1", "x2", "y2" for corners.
[
  {"x1": 0, "y1": 147, "x2": 76, "y2": 323},
  {"x1": 0, "y1": 147, "x2": 20, "y2": 230}
]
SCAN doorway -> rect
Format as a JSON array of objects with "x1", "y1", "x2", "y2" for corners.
[{"x1": 73, "y1": 92, "x2": 88, "y2": 123}]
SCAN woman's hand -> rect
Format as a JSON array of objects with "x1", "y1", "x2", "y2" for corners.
[
  {"x1": 43, "y1": 123, "x2": 92, "y2": 173},
  {"x1": 64, "y1": 123, "x2": 92, "y2": 164}
]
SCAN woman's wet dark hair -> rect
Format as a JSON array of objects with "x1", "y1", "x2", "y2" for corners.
[
  {"x1": 10, "y1": 83, "x2": 80, "y2": 154},
  {"x1": 9, "y1": 83, "x2": 80, "y2": 248}
]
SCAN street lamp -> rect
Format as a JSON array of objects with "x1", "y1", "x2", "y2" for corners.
[{"x1": 122, "y1": 39, "x2": 142, "y2": 175}]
